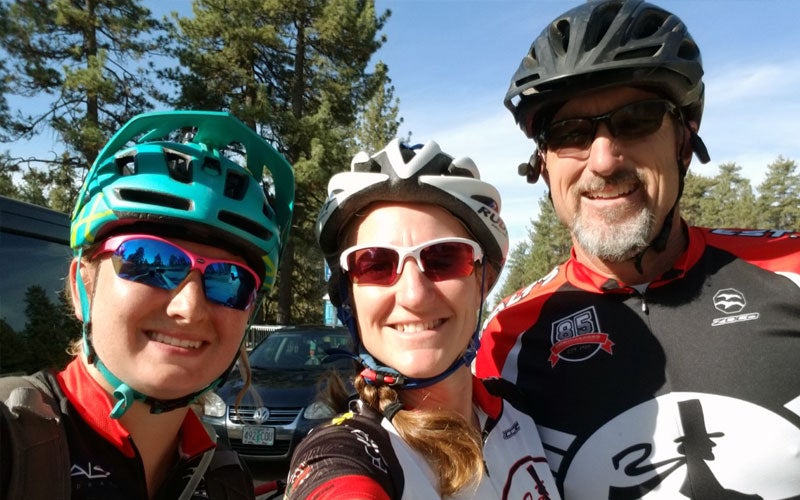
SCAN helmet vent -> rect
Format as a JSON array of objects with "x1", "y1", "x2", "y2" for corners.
[
  {"x1": 165, "y1": 150, "x2": 193, "y2": 183},
  {"x1": 515, "y1": 73, "x2": 541, "y2": 88},
  {"x1": 262, "y1": 189, "x2": 277, "y2": 219},
  {"x1": 218, "y1": 210, "x2": 273, "y2": 241},
  {"x1": 583, "y1": 3, "x2": 622, "y2": 51},
  {"x1": 115, "y1": 154, "x2": 137, "y2": 176},
  {"x1": 352, "y1": 159, "x2": 381, "y2": 173},
  {"x1": 447, "y1": 164, "x2": 477, "y2": 179},
  {"x1": 630, "y1": 9, "x2": 667, "y2": 41},
  {"x1": 615, "y1": 46, "x2": 660, "y2": 61},
  {"x1": 472, "y1": 194, "x2": 498, "y2": 211},
  {"x1": 550, "y1": 20, "x2": 571, "y2": 55},
  {"x1": 224, "y1": 171, "x2": 249, "y2": 201},
  {"x1": 677, "y1": 39, "x2": 700, "y2": 62},
  {"x1": 117, "y1": 188, "x2": 191, "y2": 211},
  {"x1": 202, "y1": 156, "x2": 222, "y2": 176}
]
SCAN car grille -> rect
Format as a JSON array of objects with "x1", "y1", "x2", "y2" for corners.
[
  {"x1": 228, "y1": 405, "x2": 302, "y2": 425},
  {"x1": 227, "y1": 405, "x2": 302, "y2": 457}
]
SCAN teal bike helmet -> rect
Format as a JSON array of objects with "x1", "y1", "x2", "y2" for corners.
[
  {"x1": 71, "y1": 110, "x2": 294, "y2": 288},
  {"x1": 71, "y1": 110, "x2": 295, "y2": 418}
]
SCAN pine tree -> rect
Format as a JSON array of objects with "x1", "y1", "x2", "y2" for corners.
[
  {"x1": 496, "y1": 196, "x2": 570, "y2": 299},
  {"x1": 163, "y1": 0, "x2": 396, "y2": 324},
  {"x1": 0, "y1": 318, "x2": 25, "y2": 374},
  {"x1": 1, "y1": 0, "x2": 166, "y2": 208},
  {"x1": 696, "y1": 163, "x2": 758, "y2": 228},
  {"x1": 681, "y1": 170, "x2": 715, "y2": 226},
  {"x1": 756, "y1": 156, "x2": 800, "y2": 229}
]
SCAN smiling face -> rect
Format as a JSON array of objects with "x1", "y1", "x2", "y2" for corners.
[
  {"x1": 347, "y1": 203, "x2": 483, "y2": 380},
  {"x1": 541, "y1": 86, "x2": 684, "y2": 264},
  {"x1": 71, "y1": 237, "x2": 251, "y2": 400}
]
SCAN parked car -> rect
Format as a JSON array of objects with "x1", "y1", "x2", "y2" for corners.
[
  {"x1": 201, "y1": 325, "x2": 356, "y2": 461},
  {"x1": 0, "y1": 196, "x2": 75, "y2": 374}
]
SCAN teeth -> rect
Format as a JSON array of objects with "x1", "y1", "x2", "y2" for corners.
[
  {"x1": 585, "y1": 183, "x2": 635, "y2": 199},
  {"x1": 394, "y1": 320, "x2": 443, "y2": 333},
  {"x1": 149, "y1": 332, "x2": 202, "y2": 349}
]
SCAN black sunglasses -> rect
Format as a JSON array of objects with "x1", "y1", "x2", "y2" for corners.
[{"x1": 539, "y1": 99, "x2": 680, "y2": 157}]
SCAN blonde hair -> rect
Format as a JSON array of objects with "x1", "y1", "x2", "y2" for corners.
[{"x1": 319, "y1": 370, "x2": 483, "y2": 496}]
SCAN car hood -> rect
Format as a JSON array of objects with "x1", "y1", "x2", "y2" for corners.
[{"x1": 216, "y1": 368, "x2": 331, "y2": 407}]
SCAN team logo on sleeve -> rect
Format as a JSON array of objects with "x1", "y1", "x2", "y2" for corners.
[{"x1": 549, "y1": 306, "x2": 614, "y2": 366}]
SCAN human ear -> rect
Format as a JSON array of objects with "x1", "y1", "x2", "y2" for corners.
[
  {"x1": 679, "y1": 121, "x2": 699, "y2": 168},
  {"x1": 69, "y1": 258, "x2": 94, "y2": 322}
]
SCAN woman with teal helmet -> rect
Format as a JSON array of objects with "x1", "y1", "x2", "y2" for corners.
[{"x1": 1, "y1": 111, "x2": 293, "y2": 499}]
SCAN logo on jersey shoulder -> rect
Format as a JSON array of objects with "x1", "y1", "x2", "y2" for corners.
[
  {"x1": 711, "y1": 288, "x2": 759, "y2": 326},
  {"x1": 548, "y1": 306, "x2": 614, "y2": 367},
  {"x1": 502, "y1": 421, "x2": 521, "y2": 439}
]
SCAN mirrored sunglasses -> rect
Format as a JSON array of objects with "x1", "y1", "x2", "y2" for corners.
[
  {"x1": 540, "y1": 99, "x2": 679, "y2": 158},
  {"x1": 95, "y1": 234, "x2": 260, "y2": 310},
  {"x1": 340, "y1": 237, "x2": 483, "y2": 286}
]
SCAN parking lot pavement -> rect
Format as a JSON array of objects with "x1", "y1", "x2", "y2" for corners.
[{"x1": 250, "y1": 460, "x2": 289, "y2": 496}]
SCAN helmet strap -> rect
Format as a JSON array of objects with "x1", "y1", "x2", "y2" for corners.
[{"x1": 632, "y1": 157, "x2": 686, "y2": 274}]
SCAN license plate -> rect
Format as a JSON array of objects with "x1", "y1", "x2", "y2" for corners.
[{"x1": 242, "y1": 426, "x2": 275, "y2": 445}]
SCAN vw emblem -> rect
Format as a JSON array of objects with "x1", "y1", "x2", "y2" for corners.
[{"x1": 252, "y1": 407, "x2": 270, "y2": 424}]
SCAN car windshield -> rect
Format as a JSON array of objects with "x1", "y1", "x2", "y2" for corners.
[{"x1": 248, "y1": 330, "x2": 352, "y2": 370}]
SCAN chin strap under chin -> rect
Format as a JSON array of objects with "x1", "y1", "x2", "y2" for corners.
[
  {"x1": 93, "y1": 354, "x2": 221, "y2": 419},
  {"x1": 338, "y1": 264, "x2": 487, "y2": 390}
]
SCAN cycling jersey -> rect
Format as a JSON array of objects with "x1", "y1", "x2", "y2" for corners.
[
  {"x1": 286, "y1": 376, "x2": 560, "y2": 499},
  {"x1": 476, "y1": 225, "x2": 800, "y2": 498},
  {"x1": 0, "y1": 358, "x2": 254, "y2": 500}
]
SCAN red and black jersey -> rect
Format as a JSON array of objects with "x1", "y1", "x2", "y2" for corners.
[{"x1": 476, "y1": 225, "x2": 800, "y2": 498}]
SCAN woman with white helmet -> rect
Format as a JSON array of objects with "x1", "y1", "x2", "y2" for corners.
[
  {"x1": 0, "y1": 110, "x2": 294, "y2": 499},
  {"x1": 285, "y1": 139, "x2": 558, "y2": 499}
]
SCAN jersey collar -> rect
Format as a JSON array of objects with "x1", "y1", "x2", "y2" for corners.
[
  {"x1": 57, "y1": 359, "x2": 214, "y2": 459},
  {"x1": 566, "y1": 221, "x2": 705, "y2": 292}
]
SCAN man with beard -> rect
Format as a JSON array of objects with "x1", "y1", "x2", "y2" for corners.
[{"x1": 475, "y1": 1, "x2": 800, "y2": 498}]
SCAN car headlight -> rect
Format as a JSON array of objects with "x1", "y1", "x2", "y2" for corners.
[
  {"x1": 203, "y1": 391, "x2": 228, "y2": 418},
  {"x1": 303, "y1": 401, "x2": 336, "y2": 420}
]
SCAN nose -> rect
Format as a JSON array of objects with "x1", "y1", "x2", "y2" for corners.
[
  {"x1": 585, "y1": 123, "x2": 624, "y2": 177},
  {"x1": 166, "y1": 270, "x2": 209, "y2": 322},
  {"x1": 394, "y1": 257, "x2": 434, "y2": 306}
]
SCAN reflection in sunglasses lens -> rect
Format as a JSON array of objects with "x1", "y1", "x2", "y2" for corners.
[{"x1": 109, "y1": 238, "x2": 256, "y2": 310}]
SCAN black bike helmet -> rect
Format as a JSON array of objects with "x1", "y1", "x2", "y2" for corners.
[{"x1": 506, "y1": 0, "x2": 705, "y2": 139}]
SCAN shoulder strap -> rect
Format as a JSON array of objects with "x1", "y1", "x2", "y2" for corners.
[
  {"x1": 0, "y1": 374, "x2": 71, "y2": 499},
  {"x1": 481, "y1": 376, "x2": 533, "y2": 414}
]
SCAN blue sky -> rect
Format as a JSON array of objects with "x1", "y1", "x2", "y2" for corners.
[
  {"x1": 371, "y1": 0, "x2": 800, "y2": 252},
  {"x1": 8, "y1": 0, "x2": 799, "y2": 291}
]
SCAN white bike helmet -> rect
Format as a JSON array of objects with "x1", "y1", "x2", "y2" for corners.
[
  {"x1": 317, "y1": 138, "x2": 508, "y2": 296},
  {"x1": 316, "y1": 139, "x2": 508, "y2": 389}
]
